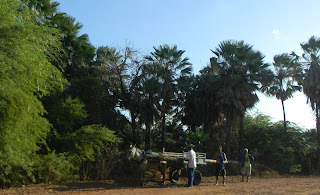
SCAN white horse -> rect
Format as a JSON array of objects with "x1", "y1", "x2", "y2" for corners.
[{"x1": 126, "y1": 145, "x2": 166, "y2": 186}]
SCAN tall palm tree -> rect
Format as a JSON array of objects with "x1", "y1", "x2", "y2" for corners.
[
  {"x1": 25, "y1": 0, "x2": 96, "y2": 75},
  {"x1": 145, "y1": 44, "x2": 192, "y2": 150},
  {"x1": 181, "y1": 72, "x2": 222, "y2": 134},
  {"x1": 301, "y1": 36, "x2": 320, "y2": 143},
  {"x1": 263, "y1": 53, "x2": 302, "y2": 131},
  {"x1": 210, "y1": 40, "x2": 272, "y2": 155},
  {"x1": 85, "y1": 46, "x2": 121, "y2": 125},
  {"x1": 24, "y1": 0, "x2": 60, "y2": 23},
  {"x1": 138, "y1": 64, "x2": 160, "y2": 150}
]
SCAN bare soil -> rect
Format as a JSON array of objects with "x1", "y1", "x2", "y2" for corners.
[{"x1": 1, "y1": 176, "x2": 320, "y2": 195}]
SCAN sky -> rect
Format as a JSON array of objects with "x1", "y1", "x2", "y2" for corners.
[{"x1": 55, "y1": 0, "x2": 320, "y2": 129}]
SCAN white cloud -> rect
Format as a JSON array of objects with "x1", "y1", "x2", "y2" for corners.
[{"x1": 272, "y1": 29, "x2": 281, "y2": 40}]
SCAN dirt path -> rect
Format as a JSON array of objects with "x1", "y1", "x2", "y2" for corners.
[{"x1": 2, "y1": 176, "x2": 320, "y2": 194}]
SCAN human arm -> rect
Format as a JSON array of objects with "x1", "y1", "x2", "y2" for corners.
[
  {"x1": 249, "y1": 154, "x2": 254, "y2": 164},
  {"x1": 223, "y1": 153, "x2": 227, "y2": 162},
  {"x1": 186, "y1": 150, "x2": 193, "y2": 161}
]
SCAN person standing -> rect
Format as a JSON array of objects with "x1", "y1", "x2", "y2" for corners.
[
  {"x1": 213, "y1": 145, "x2": 227, "y2": 185},
  {"x1": 186, "y1": 144, "x2": 197, "y2": 188},
  {"x1": 236, "y1": 148, "x2": 254, "y2": 182}
]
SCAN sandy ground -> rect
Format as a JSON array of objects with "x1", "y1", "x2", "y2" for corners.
[{"x1": 1, "y1": 176, "x2": 320, "y2": 195}]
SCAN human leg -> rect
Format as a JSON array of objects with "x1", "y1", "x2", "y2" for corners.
[
  {"x1": 247, "y1": 165, "x2": 251, "y2": 182},
  {"x1": 187, "y1": 167, "x2": 194, "y2": 187},
  {"x1": 215, "y1": 164, "x2": 220, "y2": 185},
  {"x1": 190, "y1": 168, "x2": 195, "y2": 187},
  {"x1": 222, "y1": 169, "x2": 226, "y2": 185},
  {"x1": 241, "y1": 166, "x2": 246, "y2": 182},
  {"x1": 246, "y1": 165, "x2": 251, "y2": 182}
]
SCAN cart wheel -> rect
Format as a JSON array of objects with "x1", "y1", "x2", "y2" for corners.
[
  {"x1": 169, "y1": 169, "x2": 180, "y2": 183},
  {"x1": 193, "y1": 170, "x2": 202, "y2": 185}
]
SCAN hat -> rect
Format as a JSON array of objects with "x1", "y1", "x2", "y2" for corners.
[
  {"x1": 244, "y1": 148, "x2": 248, "y2": 153},
  {"x1": 186, "y1": 144, "x2": 195, "y2": 148}
]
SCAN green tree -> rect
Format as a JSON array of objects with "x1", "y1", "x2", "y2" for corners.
[
  {"x1": 42, "y1": 93, "x2": 87, "y2": 134},
  {"x1": 145, "y1": 44, "x2": 192, "y2": 150},
  {"x1": 25, "y1": 0, "x2": 99, "y2": 127},
  {"x1": 263, "y1": 53, "x2": 302, "y2": 131},
  {"x1": 0, "y1": 0, "x2": 63, "y2": 186},
  {"x1": 49, "y1": 13, "x2": 95, "y2": 80},
  {"x1": 300, "y1": 36, "x2": 320, "y2": 171},
  {"x1": 24, "y1": 0, "x2": 60, "y2": 25},
  {"x1": 64, "y1": 125, "x2": 121, "y2": 180},
  {"x1": 181, "y1": 73, "x2": 222, "y2": 137},
  {"x1": 94, "y1": 45, "x2": 143, "y2": 144},
  {"x1": 209, "y1": 40, "x2": 272, "y2": 155},
  {"x1": 69, "y1": 46, "x2": 119, "y2": 128},
  {"x1": 138, "y1": 62, "x2": 160, "y2": 150},
  {"x1": 244, "y1": 114, "x2": 312, "y2": 174},
  {"x1": 301, "y1": 36, "x2": 320, "y2": 141}
]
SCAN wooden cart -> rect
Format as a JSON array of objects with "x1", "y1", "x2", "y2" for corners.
[{"x1": 162, "y1": 151, "x2": 207, "y2": 185}]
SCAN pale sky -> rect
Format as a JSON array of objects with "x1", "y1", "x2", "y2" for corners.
[{"x1": 56, "y1": 0, "x2": 319, "y2": 129}]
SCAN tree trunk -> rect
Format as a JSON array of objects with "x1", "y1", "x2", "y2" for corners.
[
  {"x1": 161, "y1": 112, "x2": 166, "y2": 151},
  {"x1": 145, "y1": 122, "x2": 151, "y2": 151},
  {"x1": 239, "y1": 113, "x2": 244, "y2": 151},
  {"x1": 225, "y1": 116, "x2": 232, "y2": 158},
  {"x1": 281, "y1": 99, "x2": 287, "y2": 132},
  {"x1": 316, "y1": 104, "x2": 320, "y2": 173},
  {"x1": 316, "y1": 104, "x2": 320, "y2": 143},
  {"x1": 145, "y1": 95, "x2": 154, "y2": 151},
  {"x1": 130, "y1": 111, "x2": 137, "y2": 146},
  {"x1": 191, "y1": 124, "x2": 196, "y2": 132}
]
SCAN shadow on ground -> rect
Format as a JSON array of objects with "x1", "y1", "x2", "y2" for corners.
[{"x1": 50, "y1": 178, "x2": 187, "y2": 193}]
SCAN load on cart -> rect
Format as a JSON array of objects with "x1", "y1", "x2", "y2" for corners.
[{"x1": 126, "y1": 145, "x2": 211, "y2": 186}]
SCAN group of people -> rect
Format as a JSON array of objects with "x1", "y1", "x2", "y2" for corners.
[{"x1": 186, "y1": 144, "x2": 254, "y2": 188}]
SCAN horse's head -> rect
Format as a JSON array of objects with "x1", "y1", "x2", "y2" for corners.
[
  {"x1": 126, "y1": 145, "x2": 144, "y2": 162},
  {"x1": 126, "y1": 145, "x2": 137, "y2": 161}
]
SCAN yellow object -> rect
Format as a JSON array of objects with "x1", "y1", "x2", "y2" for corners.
[{"x1": 244, "y1": 154, "x2": 250, "y2": 167}]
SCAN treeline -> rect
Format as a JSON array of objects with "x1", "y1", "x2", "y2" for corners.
[{"x1": 1, "y1": 0, "x2": 320, "y2": 187}]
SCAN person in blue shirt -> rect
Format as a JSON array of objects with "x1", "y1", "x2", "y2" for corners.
[
  {"x1": 236, "y1": 148, "x2": 254, "y2": 182},
  {"x1": 213, "y1": 145, "x2": 227, "y2": 185}
]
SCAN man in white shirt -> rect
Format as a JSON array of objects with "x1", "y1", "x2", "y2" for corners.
[{"x1": 186, "y1": 144, "x2": 197, "y2": 188}]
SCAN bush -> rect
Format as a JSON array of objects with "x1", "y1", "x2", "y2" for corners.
[
  {"x1": 35, "y1": 152, "x2": 78, "y2": 184},
  {"x1": 64, "y1": 125, "x2": 121, "y2": 180}
]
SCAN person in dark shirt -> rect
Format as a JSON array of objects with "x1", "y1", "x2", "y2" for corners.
[{"x1": 213, "y1": 145, "x2": 227, "y2": 185}]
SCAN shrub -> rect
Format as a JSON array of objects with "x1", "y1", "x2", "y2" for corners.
[{"x1": 34, "y1": 152, "x2": 78, "y2": 184}]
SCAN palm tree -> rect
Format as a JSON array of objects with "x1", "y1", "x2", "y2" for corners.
[
  {"x1": 181, "y1": 72, "x2": 222, "y2": 135},
  {"x1": 138, "y1": 64, "x2": 160, "y2": 150},
  {"x1": 56, "y1": 16, "x2": 95, "y2": 79},
  {"x1": 85, "y1": 46, "x2": 121, "y2": 125},
  {"x1": 145, "y1": 44, "x2": 192, "y2": 150},
  {"x1": 25, "y1": 0, "x2": 96, "y2": 76},
  {"x1": 263, "y1": 53, "x2": 302, "y2": 131},
  {"x1": 25, "y1": 0, "x2": 60, "y2": 23},
  {"x1": 210, "y1": 40, "x2": 272, "y2": 155},
  {"x1": 301, "y1": 36, "x2": 320, "y2": 144}
]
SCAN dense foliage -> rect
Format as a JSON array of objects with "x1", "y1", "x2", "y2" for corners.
[{"x1": 1, "y1": 0, "x2": 319, "y2": 188}]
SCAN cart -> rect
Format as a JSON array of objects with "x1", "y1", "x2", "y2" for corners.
[{"x1": 163, "y1": 151, "x2": 207, "y2": 185}]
